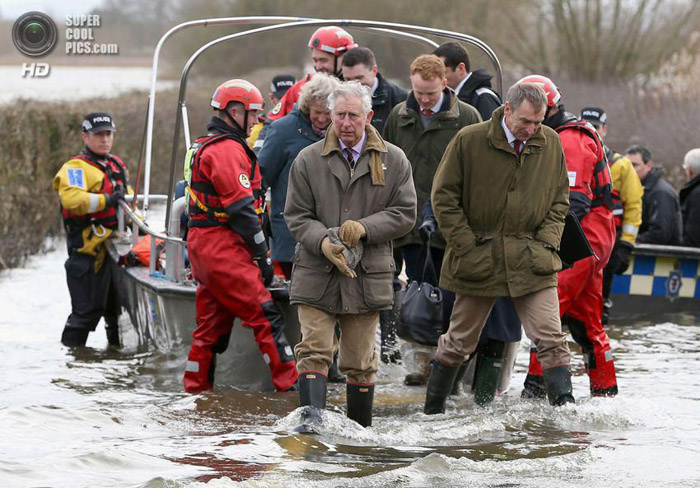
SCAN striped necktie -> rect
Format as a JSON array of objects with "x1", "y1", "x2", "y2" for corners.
[{"x1": 344, "y1": 148, "x2": 355, "y2": 168}]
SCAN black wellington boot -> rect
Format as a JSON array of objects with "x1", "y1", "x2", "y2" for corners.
[
  {"x1": 61, "y1": 327, "x2": 90, "y2": 347},
  {"x1": 105, "y1": 324, "x2": 121, "y2": 348},
  {"x1": 424, "y1": 359, "x2": 461, "y2": 415},
  {"x1": 543, "y1": 366, "x2": 576, "y2": 406},
  {"x1": 293, "y1": 372, "x2": 328, "y2": 434},
  {"x1": 347, "y1": 384, "x2": 374, "y2": 427}
]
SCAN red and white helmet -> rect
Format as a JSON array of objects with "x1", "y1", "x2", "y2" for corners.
[
  {"x1": 517, "y1": 74, "x2": 562, "y2": 107},
  {"x1": 211, "y1": 79, "x2": 265, "y2": 111},
  {"x1": 308, "y1": 26, "x2": 357, "y2": 56}
]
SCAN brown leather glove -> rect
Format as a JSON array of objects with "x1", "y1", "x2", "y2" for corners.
[
  {"x1": 321, "y1": 237, "x2": 356, "y2": 278},
  {"x1": 338, "y1": 220, "x2": 366, "y2": 247}
]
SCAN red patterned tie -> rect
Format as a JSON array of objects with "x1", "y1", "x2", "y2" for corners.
[
  {"x1": 421, "y1": 108, "x2": 433, "y2": 117},
  {"x1": 514, "y1": 140, "x2": 523, "y2": 155},
  {"x1": 344, "y1": 148, "x2": 355, "y2": 168}
]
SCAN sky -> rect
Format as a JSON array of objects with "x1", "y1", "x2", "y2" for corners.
[{"x1": 0, "y1": 0, "x2": 104, "y2": 20}]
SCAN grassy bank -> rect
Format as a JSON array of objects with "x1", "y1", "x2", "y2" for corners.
[{"x1": 0, "y1": 84, "x2": 213, "y2": 268}]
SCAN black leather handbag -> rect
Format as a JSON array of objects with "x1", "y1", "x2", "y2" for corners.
[{"x1": 396, "y1": 238, "x2": 445, "y2": 346}]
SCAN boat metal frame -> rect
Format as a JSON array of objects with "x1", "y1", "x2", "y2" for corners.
[{"x1": 125, "y1": 16, "x2": 503, "y2": 286}]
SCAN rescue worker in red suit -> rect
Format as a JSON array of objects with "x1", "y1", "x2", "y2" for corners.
[
  {"x1": 183, "y1": 79, "x2": 298, "y2": 393},
  {"x1": 519, "y1": 75, "x2": 618, "y2": 398},
  {"x1": 253, "y1": 26, "x2": 357, "y2": 153}
]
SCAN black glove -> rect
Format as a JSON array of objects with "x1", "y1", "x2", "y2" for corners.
[
  {"x1": 104, "y1": 187, "x2": 125, "y2": 208},
  {"x1": 419, "y1": 218, "x2": 437, "y2": 242},
  {"x1": 615, "y1": 241, "x2": 634, "y2": 274},
  {"x1": 253, "y1": 255, "x2": 274, "y2": 287}
]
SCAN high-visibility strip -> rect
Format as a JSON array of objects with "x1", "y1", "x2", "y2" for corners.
[
  {"x1": 186, "y1": 186, "x2": 228, "y2": 219},
  {"x1": 622, "y1": 224, "x2": 638, "y2": 237},
  {"x1": 185, "y1": 360, "x2": 200, "y2": 373},
  {"x1": 88, "y1": 194, "x2": 100, "y2": 213}
]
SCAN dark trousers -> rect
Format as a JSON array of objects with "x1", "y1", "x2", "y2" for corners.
[{"x1": 63, "y1": 251, "x2": 120, "y2": 333}]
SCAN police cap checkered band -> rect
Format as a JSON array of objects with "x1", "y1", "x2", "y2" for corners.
[
  {"x1": 82, "y1": 112, "x2": 115, "y2": 132},
  {"x1": 580, "y1": 107, "x2": 607, "y2": 126}
]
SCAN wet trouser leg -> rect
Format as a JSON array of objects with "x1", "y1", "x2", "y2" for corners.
[
  {"x1": 104, "y1": 259, "x2": 122, "y2": 347},
  {"x1": 186, "y1": 231, "x2": 298, "y2": 393},
  {"x1": 184, "y1": 283, "x2": 235, "y2": 393},
  {"x1": 525, "y1": 209, "x2": 616, "y2": 397},
  {"x1": 62, "y1": 252, "x2": 111, "y2": 347}
]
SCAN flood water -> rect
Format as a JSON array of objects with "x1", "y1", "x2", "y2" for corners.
[{"x1": 1, "y1": 241, "x2": 699, "y2": 488}]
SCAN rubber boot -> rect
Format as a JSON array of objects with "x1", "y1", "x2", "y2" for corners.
[
  {"x1": 347, "y1": 383, "x2": 374, "y2": 427},
  {"x1": 61, "y1": 327, "x2": 90, "y2": 347},
  {"x1": 543, "y1": 366, "x2": 576, "y2": 406},
  {"x1": 472, "y1": 339, "x2": 508, "y2": 405},
  {"x1": 105, "y1": 323, "x2": 120, "y2": 348},
  {"x1": 424, "y1": 359, "x2": 461, "y2": 415},
  {"x1": 450, "y1": 361, "x2": 469, "y2": 395},
  {"x1": 293, "y1": 372, "x2": 327, "y2": 434},
  {"x1": 327, "y1": 353, "x2": 346, "y2": 383},
  {"x1": 521, "y1": 346, "x2": 546, "y2": 399},
  {"x1": 586, "y1": 350, "x2": 618, "y2": 397},
  {"x1": 183, "y1": 346, "x2": 215, "y2": 394}
]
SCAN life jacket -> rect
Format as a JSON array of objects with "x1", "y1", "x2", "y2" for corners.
[
  {"x1": 556, "y1": 120, "x2": 613, "y2": 211},
  {"x1": 61, "y1": 151, "x2": 128, "y2": 234},
  {"x1": 184, "y1": 131, "x2": 263, "y2": 228}
]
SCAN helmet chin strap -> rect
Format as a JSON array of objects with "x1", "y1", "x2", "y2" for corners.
[{"x1": 222, "y1": 106, "x2": 248, "y2": 135}]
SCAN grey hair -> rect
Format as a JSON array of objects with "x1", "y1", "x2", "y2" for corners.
[
  {"x1": 327, "y1": 80, "x2": 372, "y2": 117},
  {"x1": 506, "y1": 82, "x2": 547, "y2": 112},
  {"x1": 297, "y1": 73, "x2": 340, "y2": 114},
  {"x1": 684, "y1": 148, "x2": 700, "y2": 172}
]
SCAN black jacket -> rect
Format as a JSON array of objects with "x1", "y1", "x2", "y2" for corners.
[
  {"x1": 371, "y1": 72, "x2": 408, "y2": 134},
  {"x1": 638, "y1": 167, "x2": 682, "y2": 245},
  {"x1": 680, "y1": 173, "x2": 700, "y2": 247},
  {"x1": 456, "y1": 68, "x2": 501, "y2": 121}
]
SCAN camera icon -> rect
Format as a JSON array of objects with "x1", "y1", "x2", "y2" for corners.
[{"x1": 12, "y1": 11, "x2": 58, "y2": 57}]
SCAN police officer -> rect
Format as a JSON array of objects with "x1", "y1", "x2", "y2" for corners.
[
  {"x1": 183, "y1": 79, "x2": 298, "y2": 393},
  {"x1": 53, "y1": 113, "x2": 129, "y2": 347}
]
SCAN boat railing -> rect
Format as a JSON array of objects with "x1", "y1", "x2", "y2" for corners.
[
  {"x1": 634, "y1": 243, "x2": 700, "y2": 259},
  {"x1": 116, "y1": 194, "x2": 188, "y2": 283}
]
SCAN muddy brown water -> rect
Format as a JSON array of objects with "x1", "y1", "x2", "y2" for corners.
[{"x1": 1, "y1": 240, "x2": 699, "y2": 487}]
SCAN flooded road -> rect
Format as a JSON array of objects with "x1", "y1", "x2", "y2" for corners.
[{"x1": 1, "y1": 241, "x2": 699, "y2": 487}]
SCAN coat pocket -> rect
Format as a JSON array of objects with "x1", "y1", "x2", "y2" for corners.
[
  {"x1": 452, "y1": 239, "x2": 494, "y2": 282},
  {"x1": 527, "y1": 239, "x2": 562, "y2": 275},
  {"x1": 290, "y1": 250, "x2": 334, "y2": 302},
  {"x1": 360, "y1": 253, "x2": 394, "y2": 308}
]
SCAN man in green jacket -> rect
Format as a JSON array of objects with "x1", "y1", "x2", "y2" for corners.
[
  {"x1": 425, "y1": 82, "x2": 574, "y2": 413},
  {"x1": 383, "y1": 54, "x2": 481, "y2": 385}
]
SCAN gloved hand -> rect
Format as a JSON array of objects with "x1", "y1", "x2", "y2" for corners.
[
  {"x1": 338, "y1": 220, "x2": 366, "y2": 247},
  {"x1": 419, "y1": 218, "x2": 437, "y2": 242},
  {"x1": 616, "y1": 241, "x2": 634, "y2": 274},
  {"x1": 104, "y1": 187, "x2": 125, "y2": 208},
  {"x1": 321, "y1": 237, "x2": 356, "y2": 278},
  {"x1": 253, "y1": 255, "x2": 274, "y2": 287}
]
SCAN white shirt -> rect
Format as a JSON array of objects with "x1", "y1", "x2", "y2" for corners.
[
  {"x1": 339, "y1": 132, "x2": 366, "y2": 162},
  {"x1": 501, "y1": 116, "x2": 525, "y2": 149},
  {"x1": 454, "y1": 71, "x2": 471, "y2": 96},
  {"x1": 422, "y1": 92, "x2": 444, "y2": 114},
  {"x1": 371, "y1": 76, "x2": 379, "y2": 95}
]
